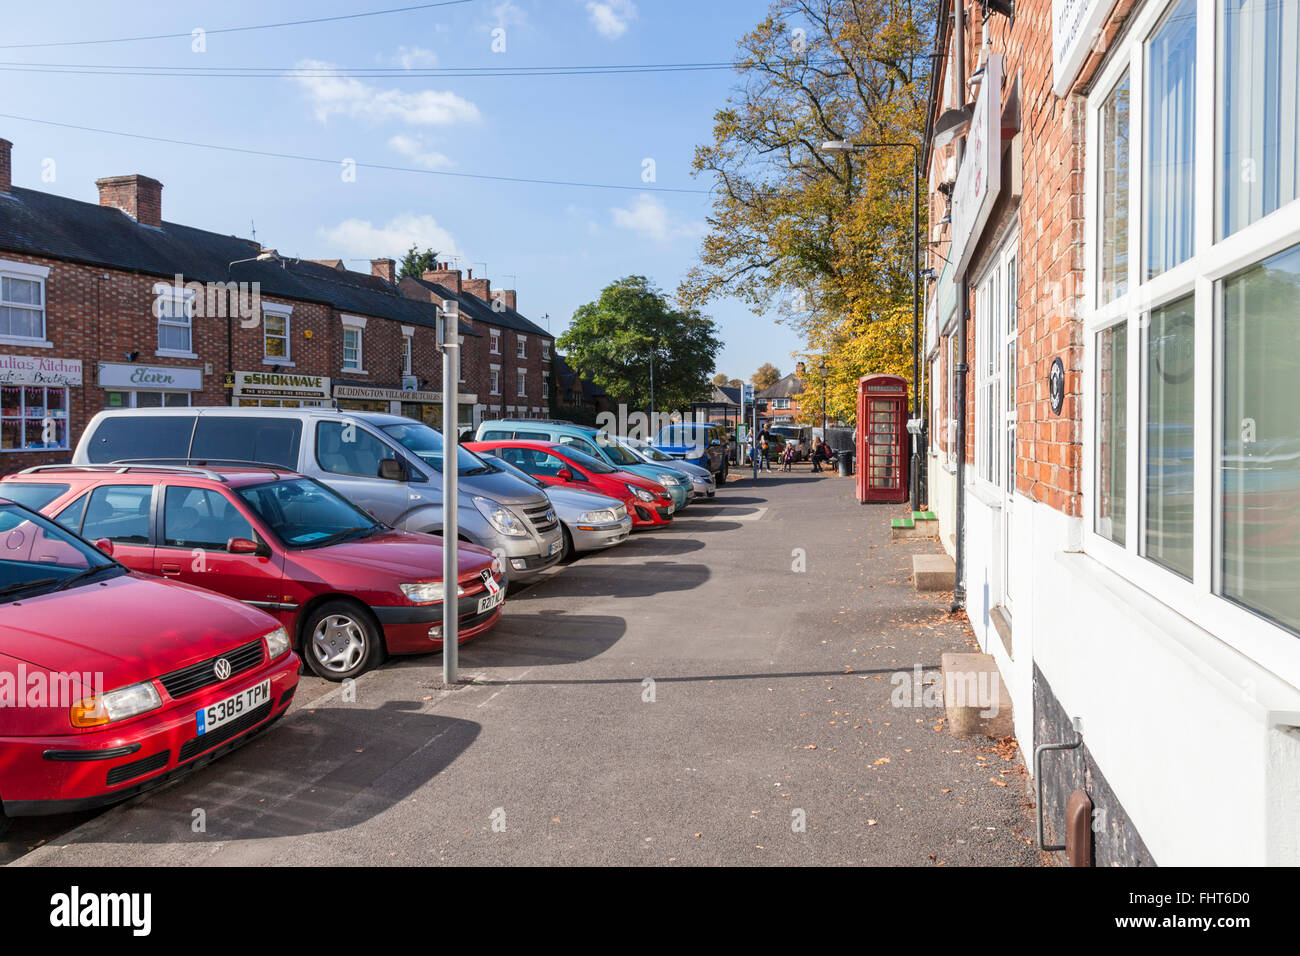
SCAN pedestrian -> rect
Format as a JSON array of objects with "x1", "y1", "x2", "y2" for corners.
[
  {"x1": 782, "y1": 444, "x2": 794, "y2": 472},
  {"x1": 758, "y1": 429, "x2": 770, "y2": 471}
]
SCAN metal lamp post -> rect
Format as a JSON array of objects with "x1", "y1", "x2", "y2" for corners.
[
  {"x1": 821, "y1": 139, "x2": 925, "y2": 512},
  {"x1": 440, "y1": 298, "x2": 460, "y2": 685}
]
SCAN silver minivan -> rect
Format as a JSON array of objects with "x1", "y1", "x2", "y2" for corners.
[{"x1": 72, "y1": 408, "x2": 565, "y2": 581}]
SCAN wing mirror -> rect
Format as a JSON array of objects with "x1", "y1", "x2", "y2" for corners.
[
  {"x1": 379, "y1": 458, "x2": 406, "y2": 481},
  {"x1": 93, "y1": 538, "x2": 114, "y2": 557},
  {"x1": 227, "y1": 537, "x2": 261, "y2": 555},
  {"x1": 557, "y1": 468, "x2": 575, "y2": 482}
]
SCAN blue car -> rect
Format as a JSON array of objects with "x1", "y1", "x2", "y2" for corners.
[{"x1": 653, "y1": 422, "x2": 729, "y2": 480}]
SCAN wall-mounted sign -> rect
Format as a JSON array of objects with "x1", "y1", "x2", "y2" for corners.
[
  {"x1": 98, "y1": 362, "x2": 203, "y2": 391},
  {"x1": 335, "y1": 384, "x2": 478, "y2": 405},
  {"x1": 1049, "y1": 357, "x2": 1066, "y2": 414},
  {"x1": 229, "y1": 371, "x2": 330, "y2": 399},
  {"x1": 0, "y1": 355, "x2": 82, "y2": 387},
  {"x1": 1052, "y1": 0, "x2": 1112, "y2": 97},
  {"x1": 950, "y1": 54, "x2": 1004, "y2": 280}
]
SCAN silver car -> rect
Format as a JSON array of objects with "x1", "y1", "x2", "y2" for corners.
[
  {"x1": 480, "y1": 454, "x2": 632, "y2": 557},
  {"x1": 615, "y1": 436, "x2": 717, "y2": 498}
]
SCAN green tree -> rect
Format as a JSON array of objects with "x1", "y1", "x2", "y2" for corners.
[
  {"x1": 398, "y1": 245, "x2": 440, "y2": 281},
  {"x1": 558, "y1": 276, "x2": 721, "y2": 414},
  {"x1": 751, "y1": 363, "x2": 782, "y2": 390},
  {"x1": 711, "y1": 372, "x2": 731, "y2": 387}
]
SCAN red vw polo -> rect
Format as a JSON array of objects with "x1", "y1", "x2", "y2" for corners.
[
  {"x1": 0, "y1": 498, "x2": 300, "y2": 823},
  {"x1": 1, "y1": 464, "x2": 507, "y2": 682},
  {"x1": 464, "y1": 440, "x2": 675, "y2": 528}
]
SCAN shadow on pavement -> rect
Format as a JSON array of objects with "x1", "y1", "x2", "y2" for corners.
[
  {"x1": 519, "y1": 561, "x2": 711, "y2": 600},
  {"x1": 462, "y1": 609, "x2": 628, "y2": 666}
]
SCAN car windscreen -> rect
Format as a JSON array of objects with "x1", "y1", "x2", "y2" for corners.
[
  {"x1": 482, "y1": 454, "x2": 546, "y2": 490},
  {"x1": 593, "y1": 433, "x2": 642, "y2": 466},
  {"x1": 626, "y1": 440, "x2": 673, "y2": 463},
  {"x1": 84, "y1": 415, "x2": 196, "y2": 464},
  {"x1": 382, "y1": 421, "x2": 490, "y2": 475},
  {"x1": 559, "y1": 447, "x2": 617, "y2": 474},
  {"x1": 192, "y1": 416, "x2": 302, "y2": 468},
  {"x1": 237, "y1": 478, "x2": 380, "y2": 547},
  {"x1": 0, "y1": 502, "x2": 122, "y2": 601},
  {"x1": 0, "y1": 482, "x2": 69, "y2": 510}
]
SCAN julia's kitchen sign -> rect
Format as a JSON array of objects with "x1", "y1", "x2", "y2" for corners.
[
  {"x1": 0, "y1": 355, "x2": 83, "y2": 387},
  {"x1": 98, "y1": 362, "x2": 203, "y2": 391}
]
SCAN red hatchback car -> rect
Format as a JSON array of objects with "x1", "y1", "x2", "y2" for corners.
[
  {"x1": 464, "y1": 440, "x2": 675, "y2": 528},
  {"x1": 1, "y1": 464, "x2": 506, "y2": 682},
  {"x1": 0, "y1": 497, "x2": 300, "y2": 822}
]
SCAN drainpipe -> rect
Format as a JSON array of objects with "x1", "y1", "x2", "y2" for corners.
[{"x1": 951, "y1": 0, "x2": 969, "y2": 611}]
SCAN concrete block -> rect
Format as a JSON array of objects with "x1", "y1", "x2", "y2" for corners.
[
  {"x1": 912, "y1": 553, "x2": 955, "y2": 591},
  {"x1": 940, "y1": 652, "x2": 1014, "y2": 738}
]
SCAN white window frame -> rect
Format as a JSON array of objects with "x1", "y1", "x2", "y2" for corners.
[
  {"x1": 0, "y1": 259, "x2": 51, "y2": 347},
  {"x1": 489, "y1": 364, "x2": 501, "y2": 395},
  {"x1": 490, "y1": 328, "x2": 501, "y2": 354},
  {"x1": 517, "y1": 335, "x2": 527, "y2": 359},
  {"x1": 401, "y1": 325, "x2": 415, "y2": 376},
  {"x1": 517, "y1": 368, "x2": 527, "y2": 397},
  {"x1": 262, "y1": 302, "x2": 294, "y2": 366},
  {"x1": 1081, "y1": 0, "x2": 1300, "y2": 683},
  {"x1": 0, "y1": 384, "x2": 70, "y2": 452},
  {"x1": 341, "y1": 314, "x2": 367, "y2": 374},
  {"x1": 154, "y1": 283, "x2": 197, "y2": 359}
]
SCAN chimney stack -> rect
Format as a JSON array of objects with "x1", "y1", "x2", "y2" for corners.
[
  {"x1": 96, "y1": 174, "x2": 163, "y2": 227},
  {"x1": 498, "y1": 290, "x2": 517, "y2": 312},
  {"x1": 370, "y1": 258, "x2": 396, "y2": 284},
  {"x1": 0, "y1": 139, "x2": 11, "y2": 193},
  {"x1": 464, "y1": 276, "x2": 491, "y2": 304},
  {"x1": 423, "y1": 263, "x2": 462, "y2": 295}
]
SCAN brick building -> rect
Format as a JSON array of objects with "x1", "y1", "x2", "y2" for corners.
[
  {"x1": 922, "y1": 0, "x2": 1300, "y2": 864},
  {"x1": 399, "y1": 263, "x2": 554, "y2": 425},
  {"x1": 0, "y1": 135, "x2": 550, "y2": 473}
]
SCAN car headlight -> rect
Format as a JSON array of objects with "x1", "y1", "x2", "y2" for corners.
[
  {"x1": 71, "y1": 681, "x2": 162, "y2": 728},
  {"x1": 264, "y1": 625, "x2": 291, "y2": 660},
  {"x1": 578, "y1": 509, "x2": 618, "y2": 523},
  {"x1": 400, "y1": 582, "x2": 466, "y2": 604},
  {"x1": 473, "y1": 496, "x2": 529, "y2": 536},
  {"x1": 612, "y1": 504, "x2": 627, "y2": 519},
  {"x1": 658, "y1": 473, "x2": 685, "y2": 487},
  {"x1": 627, "y1": 483, "x2": 656, "y2": 502}
]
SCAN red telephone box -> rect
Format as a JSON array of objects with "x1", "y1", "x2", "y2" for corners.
[{"x1": 856, "y1": 374, "x2": 909, "y2": 503}]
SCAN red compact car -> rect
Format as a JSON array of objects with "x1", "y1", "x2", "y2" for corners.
[
  {"x1": 464, "y1": 440, "x2": 674, "y2": 528},
  {"x1": 0, "y1": 497, "x2": 300, "y2": 821},
  {"x1": 1, "y1": 464, "x2": 506, "y2": 682}
]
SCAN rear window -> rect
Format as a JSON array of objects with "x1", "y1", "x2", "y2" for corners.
[
  {"x1": 481, "y1": 430, "x2": 513, "y2": 441},
  {"x1": 514, "y1": 431, "x2": 553, "y2": 441},
  {"x1": 192, "y1": 416, "x2": 302, "y2": 468},
  {"x1": 84, "y1": 415, "x2": 195, "y2": 464},
  {"x1": 0, "y1": 482, "x2": 69, "y2": 511}
]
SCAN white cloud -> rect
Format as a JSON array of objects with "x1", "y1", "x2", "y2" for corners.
[
  {"x1": 317, "y1": 213, "x2": 462, "y2": 259},
  {"x1": 586, "y1": 0, "x2": 637, "y2": 38},
  {"x1": 388, "y1": 45, "x2": 438, "y2": 69},
  {"x1": 387, "y1": 134, "x2": 453, "y2": 170},
  {"x1": 292, "y1": 59, "x2": 480, "y2": 126},
  {"x1": 610, "y1": 194, "x2": 703, "y2": 243},
  {"x1": 491, "y1": 0, "x2": 527, "y2": 29}
]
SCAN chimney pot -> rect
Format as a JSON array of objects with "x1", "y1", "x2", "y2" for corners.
[
  {"x1": 95, "y1": 174, "x2": 163, "y2": 227},
  {"x1": 0, "y1": 138, "x2": 11, "y2": 193}
]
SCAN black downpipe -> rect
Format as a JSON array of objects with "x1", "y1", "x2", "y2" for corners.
[{"x1": 951, "y1": 0, "x2": 968, "y2": 612}]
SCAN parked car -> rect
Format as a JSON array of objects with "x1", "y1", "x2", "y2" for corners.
[
  {"x1": 474, "y1": 420, "x2": 693, "y2": 511},
  {"x1": 464, "y1": 440, "x2": 675, "y2": 528},
  {"x1": 478, "y1": 454, "x2": 633, "y2": 558},
  {"x1": 72, "y1": 408, "x2": 564, "y2": 582},
  {"x1": 0, "y1": 497, "x2": 300, "y2": 823},
  {"x1": 770, "y1": 425, "x2": 812, "y2": 461},
  {"x1": 613, "y1": 436, "x2": 716, "y2": 498},
  {"x1": 2, "y1": 464, "x2": 507, "y2": 682},
  {"x1": 652, "y1": 422, "x2": 730, "y2": 480}
]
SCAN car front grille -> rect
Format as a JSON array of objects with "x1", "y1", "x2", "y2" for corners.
[
  {"x1": 157, "y1": 639, "x2": 264, "y2": 700},
  {"x1": 458, "y1": 605, "x2": 499, "y2": 630},
  {"x1": 106, "y1": 750, "x2": 169, "y2": 786},
  {"x1": 177, "y1": 702, "x2": 273, "y2": 763},
  {"x1": 522, "y1": 502, "x2": 559, "y2": 534}
]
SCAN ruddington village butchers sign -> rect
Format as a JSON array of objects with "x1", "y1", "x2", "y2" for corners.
[
  {"x1": 1052, "y1": 0, "x2": 1112, "y2": 96},
  {"x1": 0, "y1": 355, "x2": 83, "y2": 387}
]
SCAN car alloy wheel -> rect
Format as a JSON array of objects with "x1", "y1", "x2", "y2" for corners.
[{"x1": 303, "y1": 600, "x2": 384, "y2": 681}]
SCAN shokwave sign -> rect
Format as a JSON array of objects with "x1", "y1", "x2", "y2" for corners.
[
  {"x1": 949, "y1": 54, "x2": 1003, "y2": 279},
  {"x1": 1052, "y1": 0, "x2": 1112, "y2": 96}
]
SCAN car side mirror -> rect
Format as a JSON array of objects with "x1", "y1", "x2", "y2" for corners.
[
  {"x1": 227, "y1": 537, "x2": 261, "y2": 555},
  {"x1": 379, "y1": 458, "x2": 406, "y2": 481},
  {"x1": 94, "y1": 538, "x2": 114, "y2": 557},
  {"x1": 557, "y1": 468, "x2": 575, "y2": 482}
]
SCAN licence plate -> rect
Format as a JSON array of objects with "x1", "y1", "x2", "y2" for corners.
[
  {"x1": 196, "y1": 680, "x2": 270, "y2": 736},
  {"x1": 549, "y1": 539, "x2": 563, "y2": 555},
  {"x1": 477, "y1": 589, "x2": 505, "y2": 614}
]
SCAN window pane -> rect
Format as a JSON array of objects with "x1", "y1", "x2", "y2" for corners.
[
  {"x1": 1100, "y1": 71, "x2": 1131, "y2": 302},
  {"x1": 1097, "y1": 323, "x2": 1129, "y2": 544},
  {"x1": 1221, "y1": 241, "x2": 1300, "y2": 632},
  {"x1": 1219, "y1": 0, "x2": 1300, "y2": 237},
  {"x1": 1145, "y1": 0, "x2": 1197, "y2": 278},
  {"x1": 81, "y1": 485, "x2": 152, "y2": 544},
  {"x1": 1144, "y1": 295, "x2": 1196, "y2": 576},
  {"x1": 163, "y1": 487, "x2": 253, "y2": 551}
]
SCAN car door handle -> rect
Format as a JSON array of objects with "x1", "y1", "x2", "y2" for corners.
[{"x1": 160, "y1": 564, "x2": 182, "y2": 575}]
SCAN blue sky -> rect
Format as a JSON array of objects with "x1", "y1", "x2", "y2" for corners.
[{"x1": 1, "y1": 0, "x2": 803, "y2": 383}]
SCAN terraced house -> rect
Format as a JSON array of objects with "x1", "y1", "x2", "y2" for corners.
[
  {"x1": 922, "y1": 0, "x2": 1300, "y2": 864},
  {"x1": 0, "y1": 135, "x2": 519, "y2": 472}
]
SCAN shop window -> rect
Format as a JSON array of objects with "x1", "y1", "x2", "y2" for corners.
[
  {"x1": 0, "y1": 386, "x2": 69, "y2": 451},
  {"x1": 1096, "y1": 323, "x2": 1128, "y2": 545},
  {"x1": 1143, "y1": 294, "x2": 1196, "y2": 577},
  {"x1": 1144, "y1": 0, "x2": 1197, "y2": 279},
  {"x1": 1099, "y1": 70, "x2": 1131, "y2": 303}
]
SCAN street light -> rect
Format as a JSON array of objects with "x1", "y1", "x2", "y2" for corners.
[
  {"x1": 226, "y1": 250, "x2": 284, "y2": 396},
  {"x1": 821, "y1": 138, "x2": 924, "y2": 512},
  {"x1": 819, "y1": 357, "x2": 827, "y2": 432}
]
